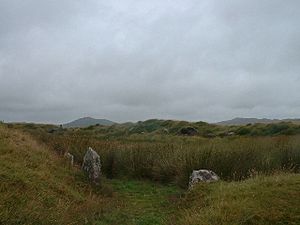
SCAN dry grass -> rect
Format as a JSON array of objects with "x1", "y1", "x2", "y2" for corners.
[
  {"x1": 175, "y1": 173, "x2": 300, "y2": 225},
  {"x1": 0, "y1": 125, "x2": 116, "y2": 225},
  {"x1": 38, "y1": 132, "x2": 300, "y2": 187},
  {"x1": 1, "y1": 124, "x2": 300, "y2": 225}
]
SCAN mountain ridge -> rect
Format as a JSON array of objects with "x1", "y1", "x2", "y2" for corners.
[
  {"x1": 216, "y1": 117, "x2": 300, "y2": 125},
  {"x1": 63, "y1": 117, "x2": 115, "y2": 128},
  {"x1": 61, "y1": 116, "x2": 300, "y2": 128}
]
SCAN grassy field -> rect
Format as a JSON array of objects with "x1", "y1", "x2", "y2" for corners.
[
  {"x1": 1, "y1": 123, "x2": 300, "y2": 224},
  {"x1": 97, "y1": 179, "x2": 181, "y2": 225},
  {"x1": 25, "y1": 126, "x2": 300, "y2": 187},
  {"x1": 0, "y1": 124, "x2": 182, "y2": 225},
  {"x1": 176, "y1": 173, "x2": 300, "y2": 225}
]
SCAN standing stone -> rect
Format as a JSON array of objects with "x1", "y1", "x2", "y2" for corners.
[
  {"x1": 189, "y1": 169, "x2": 219, "y2": 189},
  {"x1": 64, "y1": 152, "x2": 74, "y2": 167},
  {"x1": 82, "y1": 147, "x2": 101, "y2": 185}
]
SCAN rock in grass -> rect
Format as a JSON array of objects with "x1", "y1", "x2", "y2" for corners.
[
  {"x1": 179, "y1": 127, "x2": 198, "y2": 136},
  {"x1": 82, "y1": 147, "x2": 101, "y2": 185},
  {"x1": 64, "y1": 152, "x2": 74, "y2": 167},
  {"x1": 189, "y1": 169, "x2": 219, "y2": 189}
]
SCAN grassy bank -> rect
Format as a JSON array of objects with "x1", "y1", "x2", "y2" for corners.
[
  {"x1": 0, "y1": 125, "x2": 181, "y2": 225},
  {"x1": 0, "y1": 125, "x2": 113, "y2": 224},
  {"x1": 176, "y1": 173, "x2": 300, "y2": 225}
]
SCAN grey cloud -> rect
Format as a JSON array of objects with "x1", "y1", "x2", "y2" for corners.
[{"x1": 0, "y1": 0, "x2": 299, "y2": 123}]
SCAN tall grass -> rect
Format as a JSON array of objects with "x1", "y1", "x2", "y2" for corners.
[
  {"x1": 0, "y1": 126, "x2": 116, "y2": 225},
  {"x1": 175, "y1": 173, "x2": 300, "y2": 225},
  {"x1": 35, "y1": 131, "x2": 300, "y2": 188}
]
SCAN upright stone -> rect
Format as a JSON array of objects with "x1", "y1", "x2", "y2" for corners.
[
  {"x1": 189, "y1": 169, "x2": 219, "y2": 189},
  {"x1": 82, "y1": 147, "x2": 101, "y2": 185},
  {"x1": 64, "y1": 152, "x2": 74, "y2": 167}
]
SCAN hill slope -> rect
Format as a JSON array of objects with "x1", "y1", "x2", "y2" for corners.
[
  {"x1": 216, "y1": 117, "x2": 281, "y2": 125},
  {"x1": 217, "y1": 117, "x2": 300, "y2": 125},
  {"x1": 0, "y1": 125, "x2": 182, "y2": 225},
  {"x1": 62, "y1": 118, "x2": 300, "y2": 138},
  {"x1": 176, "y1": 173, "x2": 300, "y2": 225},
  {"x1": 0, "y1": 125, "x2": 114, "y2": 225},
  {"x1": 63, "y1": 117, "x2": 115, "y2": 128}
]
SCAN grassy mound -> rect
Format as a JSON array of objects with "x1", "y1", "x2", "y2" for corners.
[
  {"x1": 0, "y1": 125, "x2": 115, "y2": 225},
  {"x1": 177, "y1": 173, "x2": 300, "y2": 225}
]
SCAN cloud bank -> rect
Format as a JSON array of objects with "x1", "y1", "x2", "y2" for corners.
[{"x1": 0, "y1": 0, "x2": 299, "y2": 123}]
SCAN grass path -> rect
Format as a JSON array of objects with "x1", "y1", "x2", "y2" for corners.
[{"x1": 95, "y1": 179, "x2": 182, "y2": 225}]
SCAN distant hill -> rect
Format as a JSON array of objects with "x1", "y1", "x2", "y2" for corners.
[
  {"x1": 216, "y1": 117, "x2": 300, "y2": 126},
  {"x1": 63, "y1": 117, "x2": 115, "y2": 128}
]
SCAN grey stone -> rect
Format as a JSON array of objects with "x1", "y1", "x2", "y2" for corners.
[
  {"x1": 227, "y1": 132, "x2": 235, "y2": 136},
  {"x1": 82, "y1": 147, "x2": 101, "y2": 185},
  {"x1": 162, "y1": 128, "x2": 169, "y2": 134},
  {"x1": 64, "y1": 152, "x2": 74, "y2": 167},
  {"x1": 189, "y1": 169, "x2": 219, "y2": 189}
]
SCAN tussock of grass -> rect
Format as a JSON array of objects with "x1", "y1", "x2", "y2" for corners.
[{"x1": 176, "y1": 173, "x2": 300, "y2": 225}]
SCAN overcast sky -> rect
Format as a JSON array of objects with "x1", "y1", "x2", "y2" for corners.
[{"x1": 0, "y1": 0, "x2": 299, "y2": 124}]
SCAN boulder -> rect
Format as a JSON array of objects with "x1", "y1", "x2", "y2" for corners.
[
  {"x1": 179, "y1": 127, "x2": 198, "y2": 136},
  {"x1": 82, "y1": 147, "x2": 101, "y2": 185},
  {"x1": 189, "y1": 169, "x2": 219, "y2": 189},
  {"x1": 162, "y1": 128, "x2": 169, "y2": 134},
  {"x1": 204, "y1": 133, "x2": 216, "y2": 138},
  {"x1": 226, "y1": 131, "x2": 235, "y2": 136}
]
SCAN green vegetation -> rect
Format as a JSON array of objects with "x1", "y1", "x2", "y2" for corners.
[
  {"x1": 0, "y1": 125, "x2": 114, "y2": 224},
  {"x1": 89, "y1": 119, "x2": 300, "y2": 137},
  {"x1": 97, "y1": 179, "x2": 181, "y2": 225},
  {"x1": 176, "y1": 173, "x2": 300, "y2": 225},
  {"x1": 1, "y1": 122, "x2": 300, "y2": 224},
  {"x1": 26, "y1": 129, "x2": 300, "y2": 187},
  {"x1": 0, "y1": 125, "x2": 181, "y2": 225},
  {"x1": 9, "y1": 119, "x2": 300, "y2": 138}
]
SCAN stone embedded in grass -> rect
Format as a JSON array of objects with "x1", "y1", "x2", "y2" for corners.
[
  {"x1": 82, "y1": 147, "x2": 101, "y2": 185},
  {"x1": 179, "y1": 127, "x2": 198, "y2": 136},
  {"x1": 189, "y1": 169, "x2": 219, "y2": 189},
  {"x1": 64, "y1": 152, "x2": 74, "y2": 167}
]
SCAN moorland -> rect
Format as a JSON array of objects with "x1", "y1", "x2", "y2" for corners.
[{"x1": 1, "y1": 119, "x2": 300, "y2": 225}]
